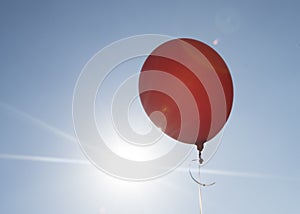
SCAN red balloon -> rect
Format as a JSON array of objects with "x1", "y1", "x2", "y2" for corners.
[{"x1": 139, "y1": 38, "x2": 233, "y2": 153}]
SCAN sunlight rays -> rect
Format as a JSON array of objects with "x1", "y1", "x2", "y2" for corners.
[
  {"x1": 0, "y1": 152, "x2": 297, "y2": 182},
  {"x1": 0, "y1": 153, "x2": 89, "y2": 164},
  {"x1": 0, "y1": 102, "x2": 298, "y2": 182},
  {"x1": 0, "y1": 102, "x2": 76, "y2": 143}
]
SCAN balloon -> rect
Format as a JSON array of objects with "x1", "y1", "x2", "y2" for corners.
[{"x1": 139, "y1": 38, "x2": 233, "y2": 154}]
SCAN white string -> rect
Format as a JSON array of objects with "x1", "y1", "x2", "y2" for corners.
[
  {"x1": 198, "y1": 184, "x2": 203, "y2": 214},
  {"x1": 198, "y1": 163, "x2": 203, "y2": 214},
  {"x1": 188, "y1": 157, "x2": 215, "y2": 214}
]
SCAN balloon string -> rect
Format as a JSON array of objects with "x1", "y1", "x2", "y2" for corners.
[
  {"x1": 198, "y1": 164, "x2": 203, "y2": 214},
  {"x1": 198, "y1": 184, "x2": 203, "y2": 214}
]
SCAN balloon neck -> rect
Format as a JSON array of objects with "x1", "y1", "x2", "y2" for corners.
[
  {"x1": 196, "y1": 143, "x2": 203, "y2": 153},
  {"x1": 196, "y1": 145, "x2": 204, "y2": 164}
]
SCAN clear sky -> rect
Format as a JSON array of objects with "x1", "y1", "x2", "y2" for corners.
[{"x1": 0, "y1": 0, "x2": 299, "y2": 213}]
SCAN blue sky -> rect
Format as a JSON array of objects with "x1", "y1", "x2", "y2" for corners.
[{"x1": 0, "y1": 0, "x2": 299, "y2": 213}]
